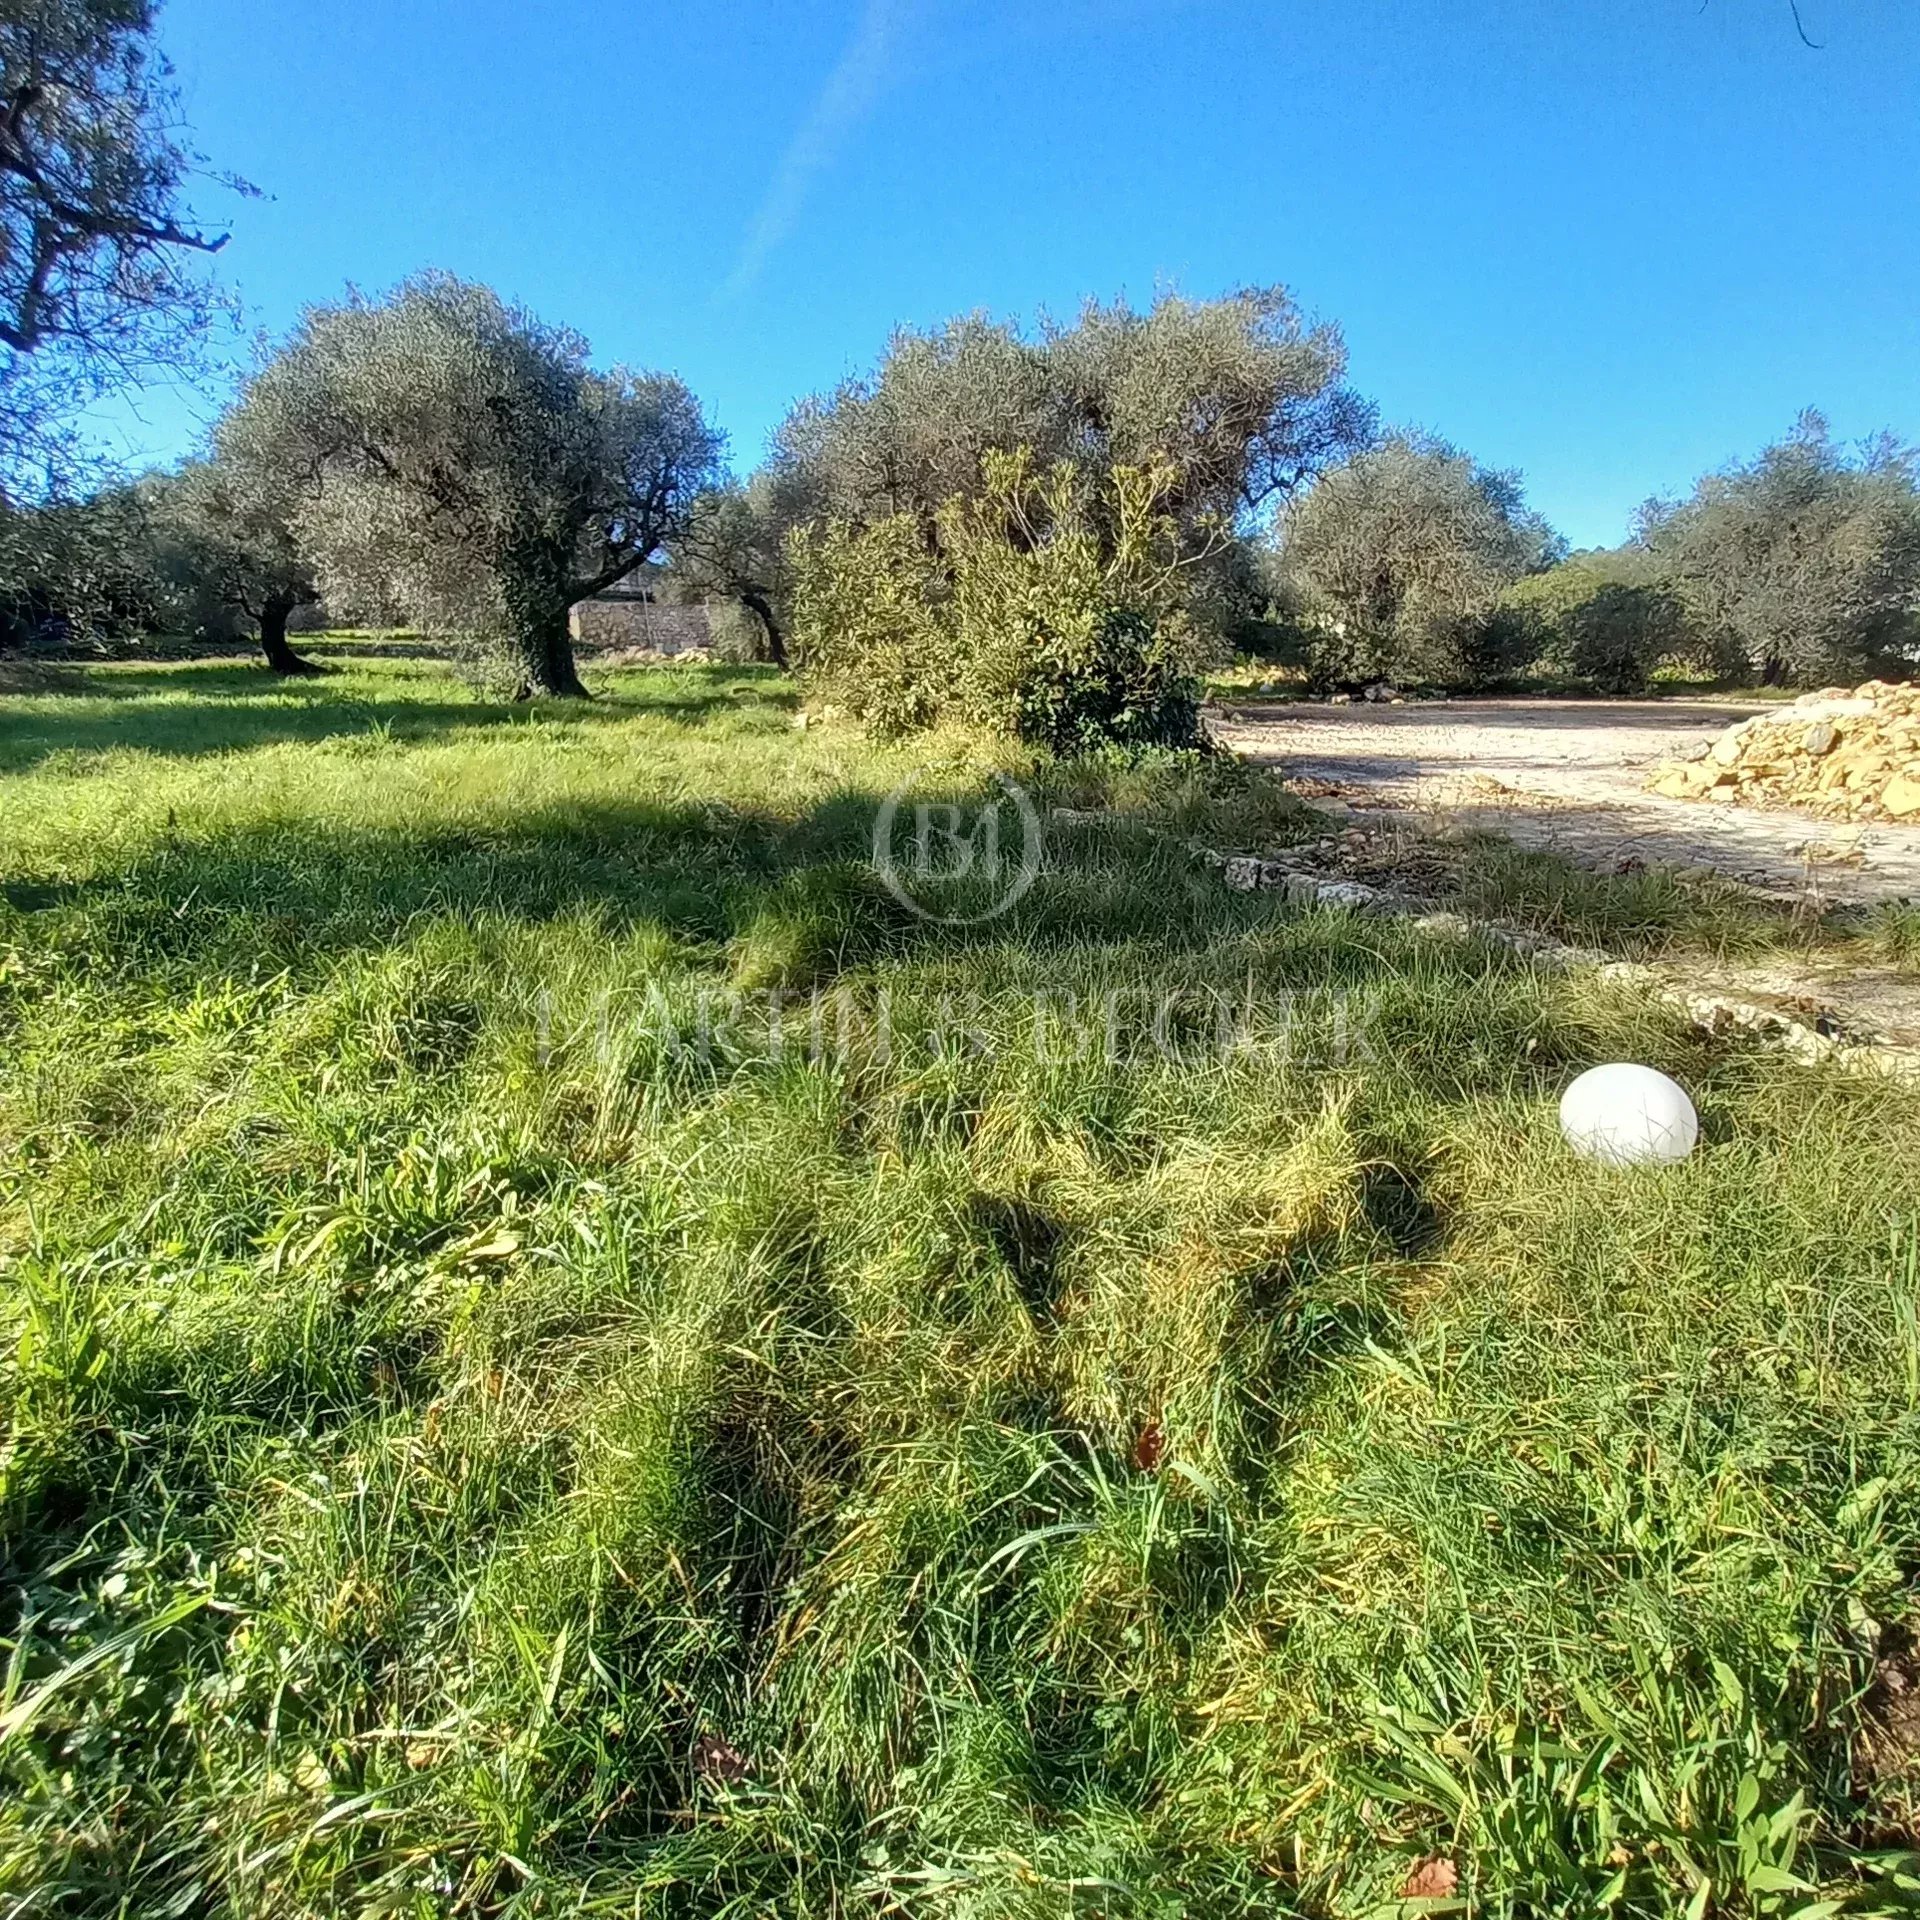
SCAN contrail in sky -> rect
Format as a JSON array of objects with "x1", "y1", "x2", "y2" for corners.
[{"x1": 721, "y1": 0, "x2": 908, "y2": 299}]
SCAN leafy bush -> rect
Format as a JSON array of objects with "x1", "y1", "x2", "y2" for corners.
[
  {"x1": 0, "y1": 485, "x2": 170, "y2": 647},
  {"x1": 702, "y1": 596, "x2": 769, "y2": 664},
  {"x1": 1560, "y1": 581, "x2": 1686, "y2": 693},
  {"x1": 789, "y1": 453, "x2": 1204, "y2": 750},
  {"x1": 1498, "y1": 561, "x2": 1691, "y2": 694},
  {"x1": 943, "y1": 453, "x2": 1202, "y2": 751},
  {"x1": 1275, "y1": 434, "x2": 1564, "y2": 692},
  {"x1": 787, "y1": 512, "x2": 953, "y2": 734}
]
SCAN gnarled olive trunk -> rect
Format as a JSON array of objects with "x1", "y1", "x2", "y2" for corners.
[
  {"x1": 499, "y1": 553, "x2": 592, "y2": 698},
  {"x1": 740, "y1": 586, "x2": 788, "y2": 669},
  {"x1": 259, "y1": 595, "x2": 323, "y2": 676},
  {"x1": 513, "y1": 605, "x2": 591, "y2": 699}
]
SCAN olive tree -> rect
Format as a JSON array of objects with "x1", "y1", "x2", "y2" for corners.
[
  {"x1": 1042, "y1": 287, "x2": 1375, "y2": 528},
  {"x1": 1276, "y1": 433, "x2": 1563, "y2": 688},
  {"x1": 1498, "y1": 557, "x2": 1696, "y2": 695},
  {"x1": 764, "y1": 287, "x2": 1372, "y2": 670},
  {"x1": 768, "y1": 313, "x2": 1058, "y2": 534},
  {"x1": 769, "y1": 287, "x2": 1371, "y2": 542},
  {"x1": 147, "y1": 454, "x2": 321, "y2": 672},
  {"x1": 223, "y1": 275, "x2": 723, "y2": 696},
  {"x1": 669, "y1": 479, "x2": 791, "y2": 666},
  {"x1": 0, "y1": 478, "x2": 160, "y2": 644},
  {"x1": 1635, "y1": 412, "x2": 1920, "y2": 686},
  {"x1": 0, "y1": 0, "x2": 237, "y2": 492}
]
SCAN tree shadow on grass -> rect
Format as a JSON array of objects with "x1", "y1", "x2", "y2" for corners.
[
  {"x1": 2, "y1": 787, "x2": 1189, "y2": 984},
  {"x1": 0, "y1": 663, "x2": 796, "y2": 772},
  {"x1": 1, "y1": 774, "x2": 1578, "y2": 1174}
]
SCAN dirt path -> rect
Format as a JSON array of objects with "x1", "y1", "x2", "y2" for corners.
[{"x1": 1213, "y1": 697, "x2": 1920, "y2": 909}]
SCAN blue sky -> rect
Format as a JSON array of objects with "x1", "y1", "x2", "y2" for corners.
[{"x1": 117, "y1": 0, "x2": 1918, "y2": 549}]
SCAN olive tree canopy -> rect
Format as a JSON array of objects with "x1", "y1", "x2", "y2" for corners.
[
  {"x1": 1277, "y1": 433, "x2": 1563, "y2": 688},
  {"x1": 0, "y1": 476, "x2": 157, "y2": 643},
  {"x1": 769, "y1": 313, "x2": 1053, "y2": 533},
  {"x1": 223, "y1": 274, "x2": 724, "y2": 696},
  {"x1": 1635, "y1": 412, "x2": 1920, "y2": 686},
  {"x1": 1042, "y1": 288, "x2": 1375, "y2": 527},
  {"x1": 0, "y1": 0, "x2": 237, "y2": 493},
  {"x1": 769, "y1": 286, "x2": 1372, "y2": 540}
]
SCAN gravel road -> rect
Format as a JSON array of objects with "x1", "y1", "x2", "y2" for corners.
[{"x1": 1213, "y1": 697, "x2": 1920, "y2": 908}]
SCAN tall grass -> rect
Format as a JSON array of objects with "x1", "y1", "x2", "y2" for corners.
[{"x1": 2, "y1": 655, "x2": 1918, "y2": 1915}]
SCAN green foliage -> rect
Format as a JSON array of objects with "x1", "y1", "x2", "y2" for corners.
[
  {"x1": 220, "y1": 274, "x2": 723, "y2": 695},
  {"x1": 669, "y1": 480, "x2": 793, "y2": 665},
  {"x1": 1039, "y1": 286, "x2": 1377, "y2": 525},
  {"x1": 790, "y1": 453, "x2": 1205, "y2": 749},
  {"x1": 787, "y1": 511, "x2": 953, "y2": 733},
  {"x1": 944, "y1": 452, "x2": 1204, "y2": 751},
  {"x1": 0, "y1": 484, "x2": 165, "y2": 645},
  {"x1": 771, "y1": 310, "x2": 1060, "y2": 533},
  {"x1": 771, "y1": 289, "x2": 1373, "y2": 544},
  {"x1": 1496, "y1": 556, "x2": 1615, "y2": 641},
  {"x1": 1277, "y1": 433, "x2": 1564, "y2": 690},
  {"x1": 142, "y1": 456, "x2": 322, "y2": 667},
  {"x1": 766, "y1": 290, "x2": 1375, "y2": 684},
  {"x1": 0, "y1": 0, "x2": 241, "y2": 490},
  {"x1": 2, "y1": 657, "x2": 1920, "y2": 1914},
  {"x1": 1636, "y1": 411, "x2": 1920, "y2": 687},
  {"x1": 1561, "y1": 581, "x2": 1688, "y2": 694},
  {"x1": 1500, "y1": 560, "x2": 1691, "y2": 694}
]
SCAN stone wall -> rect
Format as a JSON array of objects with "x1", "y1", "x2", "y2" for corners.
[{"x1": 568, "y1": 598, "x2": 711, "y2": 655}]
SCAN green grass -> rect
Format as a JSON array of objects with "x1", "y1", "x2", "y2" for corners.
[
  {"x1": 4, "y1": 653, "x2": 1920, "y2": 1916},
  {"x1": 1441, "y1": 836, "x2": 1920, "y2": 977}
]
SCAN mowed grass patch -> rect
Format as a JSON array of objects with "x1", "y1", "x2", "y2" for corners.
[{"x1": 3, "y1": 657, "x2": 1919, "y2": 1916}]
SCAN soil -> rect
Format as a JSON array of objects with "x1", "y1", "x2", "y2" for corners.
[
  {"x1": 1211, "y1": 697, "x2": 1920, "y2": 1054},
  {"x1": 1855, "y1": 1625, "x2": 1920, "y2": 1845},
  {"x1": 1212, "y1": 697, "x2": 1920, "y2": 910}
]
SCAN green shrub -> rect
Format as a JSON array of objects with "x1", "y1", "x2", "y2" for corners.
[
  {"x1": 1293, "y1": 602, "x2": 1534, "y2": 695},
  {"x1": 1561, "y1": 581, "x2": 1686, "y2": 694},
  {"x1": 944, "y1": 452, "x2": 1202, "y2": 751},
  {"x1": 1499, "y1": 562, "x2": 1690, "y2": 694},
  {"x1": 787, "y1": 512, "x2": 953, "y2": 734},
  {"x1": 788, "y1": 453, "x2": 1203, "y2": 750}
]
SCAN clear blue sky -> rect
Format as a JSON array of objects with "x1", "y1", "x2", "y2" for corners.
[{"x1": 114, "y1": 0, "x2": 1919, "y2": 550}]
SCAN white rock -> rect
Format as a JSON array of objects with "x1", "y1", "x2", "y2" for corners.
[{"x1": 1559, "y1": 1064, "x2": 1699, "y2": 1167}]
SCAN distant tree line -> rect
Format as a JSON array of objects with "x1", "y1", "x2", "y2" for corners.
[
  {"x1": 7, "y1": 262, "x2": 1917, "y2": 721},
  {"x1": 1, "y1": 0, "x2": 1916, "y2": 734},
  {"x1": 1260, "y1": 412, "x2": 1920, "y2": 697}
]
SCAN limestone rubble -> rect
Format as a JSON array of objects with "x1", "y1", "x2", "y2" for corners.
[{"x1": 1648, "y1": 680, "x2": 1920, "y2": 822}]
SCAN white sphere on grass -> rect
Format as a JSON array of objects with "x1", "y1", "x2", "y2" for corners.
[{"x1": 1558, "y1": 1063, "x2": 1699, "y2": 1167}]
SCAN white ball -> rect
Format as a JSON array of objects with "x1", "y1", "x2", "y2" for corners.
[{"x1": 1558, "y1": 1063, "x2": 1699, "y2": 1167}]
